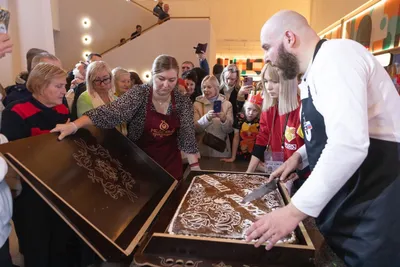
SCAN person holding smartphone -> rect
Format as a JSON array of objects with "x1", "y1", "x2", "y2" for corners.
[{"x1": 194, "y1": 75, "x2": 233, "y2": 158}]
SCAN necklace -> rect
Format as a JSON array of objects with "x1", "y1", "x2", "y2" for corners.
[{"x1": 153, "y1": 95, "x2": 171, "y2": 106}]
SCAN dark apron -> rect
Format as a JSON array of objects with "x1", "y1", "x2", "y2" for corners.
[
  {"x1": 301, "y1": 39, "x2": 400, "y2": 266},
  {"x1": 136, "y1": 90, "x2": 183, "y2": 180}
]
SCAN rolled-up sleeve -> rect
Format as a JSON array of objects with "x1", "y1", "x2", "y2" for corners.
[
  {"x1": 176, "y1": 93, "x2": 199, "y2": 154},
  {"x1": 84, "y1": 87, "x2": 146, "y2": 129}
]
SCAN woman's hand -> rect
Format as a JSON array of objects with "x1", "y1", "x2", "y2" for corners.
[
  {"x1": 50, "y1": 119, "x2": 78, "y2": 140},
  {"x1": 216, "y1": 111, "x2": 226, "y2": 123},
  {"x1": 221, "y1": 157, "x2": 235, "y2": 163},
  {"x1": 205, "y1": 110, "x2": 216, "y2": 121},
  {"x1": 238, "y1": 85, "x2": 253, "y2": 98}
]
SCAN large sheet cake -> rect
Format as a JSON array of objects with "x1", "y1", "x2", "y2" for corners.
[{"x1": 168, "y1": 173, "x2": 296, "y2": 243}]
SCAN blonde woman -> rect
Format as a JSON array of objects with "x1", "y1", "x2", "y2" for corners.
[
  {"x1": 51, "y1": 55, "x2": 199, "y2": 180},
  {"x1": 76, "y1": 61, "x2": 116, "y2": 118},
  {"x1": 194, "y1": 75, "x2": 233, "y2": 158},
  {"x1": 246, "y1": 63, "x2": 309, "y2": 191},
  {"x1": 112, "y1": 67, "x2": 132, "y2": 97}
]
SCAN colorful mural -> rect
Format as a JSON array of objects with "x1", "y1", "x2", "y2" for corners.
[
  {"x1": 322, "y1": 25, "x2": 342, "y2": 40},
  {"x1": 343, "y1": 0, "x2": 400, "y2": 52}
]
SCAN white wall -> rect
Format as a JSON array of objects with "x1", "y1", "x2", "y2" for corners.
[
  {"x1": 311, "y1": 0, "x2": 370, "y2": 33},
  {"x1": 51, "y1": 0, "x2": 60, "y2": 31},
  {"x1": 102, "y1": 18, "x2": 213, "y2": 81},
  {"x1": 135, "y1": 0, "x2": 312, "y2": 58},
  {"x1": 0, "y1": 0, "x2": 54, "y2": 87},
  {"x1": 54, "y1": 0, "x2": 156, "y2": 69}
]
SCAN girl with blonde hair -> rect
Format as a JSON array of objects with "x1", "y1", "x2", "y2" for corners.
[{"x1": 246, "y1": 63, "x2": 309, "y2": 193}]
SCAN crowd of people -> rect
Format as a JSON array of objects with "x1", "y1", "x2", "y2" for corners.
[{"x1": 0, "y1": 8, "x2": 398, "y2": 267}]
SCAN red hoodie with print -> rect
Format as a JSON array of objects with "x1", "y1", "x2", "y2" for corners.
[{"x1": 252, "y1": 104, "x2": 305, "y2": 162}]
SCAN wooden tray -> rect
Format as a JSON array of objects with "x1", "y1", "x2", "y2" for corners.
[
  {"x1": 133, "y1": 170, "x2": 315, "y2": 267},
  {"x1": 0, "y1": 127, "x2": 177, "y2": 261}
]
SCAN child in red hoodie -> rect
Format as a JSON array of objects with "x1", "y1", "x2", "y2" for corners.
[{"x1": 246, "y1": 63, "x2": 309, "y2": 194}]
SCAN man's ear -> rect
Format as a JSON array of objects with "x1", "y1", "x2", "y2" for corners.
[{"x1": 284, "y1": 30, "x2": 296, "y2": 48}]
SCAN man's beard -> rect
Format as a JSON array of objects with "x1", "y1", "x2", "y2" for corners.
[{"x1": 276, "y1": 43, "x2": 300, "y2": 80}]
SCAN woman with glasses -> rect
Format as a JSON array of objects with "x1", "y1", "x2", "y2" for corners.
[
  {"x1": 51, "y1": 55, "x2": 199, "y2": 180},
  {"x1": 76, "y1": 61, "x2": 116, "y2": 118}
]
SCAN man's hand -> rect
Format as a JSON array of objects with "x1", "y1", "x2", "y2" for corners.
[
  {"x1": 0, "y1": 33, "x2": 12, "y2": 58},
  {"x1": 267, "y1": 152, "x2": 302, "y2": 183},
  {"x1": 246, "y1": 203, "x2": 307, "y2": 250}
]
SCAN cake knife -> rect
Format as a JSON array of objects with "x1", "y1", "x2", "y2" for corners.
[{"x1": 241, "y1": 178, "x2": 279, "y2": 204}]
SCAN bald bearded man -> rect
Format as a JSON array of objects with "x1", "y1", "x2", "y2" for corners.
[{"x1": 246, "y1": 10, "x2": 400, "y2": 267}]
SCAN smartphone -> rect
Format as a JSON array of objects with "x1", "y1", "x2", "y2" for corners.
[
  {"x1": 213, "y1": 100, "x2": 222, "y2": 113},
  {"x1": 0, "y1": 8, "x2": 10, "y2": 34},
  {"x1": 244, "y1": 77, "x2": 253, "y2": 86}
]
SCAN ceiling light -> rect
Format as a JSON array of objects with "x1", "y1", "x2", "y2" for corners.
[
  {"x1": 143, "y1": 71, "x2": 151, "y2": 82},
  {"x1": 83, "y1": 51, "x2": 91, "y2": 60},
  {"x1": 82, "y1": 35, "x2": 92, "y2": 45},
  {"x1": 82, "y1": 18, "x2": 91, "y2": 28}
]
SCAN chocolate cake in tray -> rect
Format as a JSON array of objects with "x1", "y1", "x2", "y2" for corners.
[{"x1": 168, "y1": 173, "x2": 297, "y2": 243}]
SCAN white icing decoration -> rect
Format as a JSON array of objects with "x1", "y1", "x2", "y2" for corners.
[
  {"x1": 168, "y1": 173, "x2": 297, "y2": 244},
  {"x1": 72, "y1": 139, "x2": 137, "y2": 202},
  {"x1": 199, "y1": 175, "x2": 231, "y2": 192},
  {"x1": 225, "y1": 194, "x2": 266, "y2": 217}
]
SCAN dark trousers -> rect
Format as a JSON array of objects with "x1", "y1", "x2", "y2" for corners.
[
  {"x1": 0, "y1": 239, "x2": 12, "y2": 267},
  {"x1": 13, "y1": 183, "x2": 87, "y2": 267}
]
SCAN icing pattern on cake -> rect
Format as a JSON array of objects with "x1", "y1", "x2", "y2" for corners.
[{"x1": 168, "y1": 173, "x2": 296, "y2": 243}]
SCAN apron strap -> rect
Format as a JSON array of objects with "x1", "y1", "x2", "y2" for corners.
[{"x1": 313, "y1": 39, "x2": 327, "y2": 62}]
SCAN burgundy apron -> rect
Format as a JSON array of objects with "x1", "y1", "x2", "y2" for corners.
[{"x1": 137, "y1": 90, "x2": 183, "y2": 180}]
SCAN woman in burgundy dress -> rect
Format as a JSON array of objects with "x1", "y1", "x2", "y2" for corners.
[{"x1": 52, "y1": 55, "x2": 200, "y2": 179}]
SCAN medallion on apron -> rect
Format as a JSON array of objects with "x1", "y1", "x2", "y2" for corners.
[
  {"x1": 300, "y1": 39, "x2": 400, "y2": 266},
  {"x1": 137, "y1": 90, "x2": 183, "y2": 180}
]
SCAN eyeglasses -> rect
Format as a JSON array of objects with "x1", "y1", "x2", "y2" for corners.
[{"x1": 93, "y1": 76, "x2": 111, "y2": 86}]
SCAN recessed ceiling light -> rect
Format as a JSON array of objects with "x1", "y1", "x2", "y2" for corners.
[
  {"x1": 82, "y1": 35, "x2": 92, "y2": 45},
  {"x1": 83, "y1": 51, "x2": 91, "y2": 59},
  {"x1": 82, "y1": 18, "x2": 91, "y2": 28}
]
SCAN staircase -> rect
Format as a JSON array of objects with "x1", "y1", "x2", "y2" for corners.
[{"x1": 101, "y1": 17, "x2": 215, "y2": 82}]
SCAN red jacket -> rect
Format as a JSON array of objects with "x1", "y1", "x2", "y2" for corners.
[{"x1": 252, "y1": 104, "x2": 304, "y2": 161}]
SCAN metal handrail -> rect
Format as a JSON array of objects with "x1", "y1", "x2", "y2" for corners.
[{"x1": 100, "y1": 16, "x2": 210, "y2": 56}]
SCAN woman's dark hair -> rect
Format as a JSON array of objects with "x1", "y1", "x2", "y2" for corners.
[
  {"x1": 129, "y1": 71, "x2": 143, "y2": 85},
  {"x1": 212, "y1": 64, "x2": 224, "y2": 75},
  {"x1": 182, "y1": 69, "x2": 198, "y2": 84}
]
